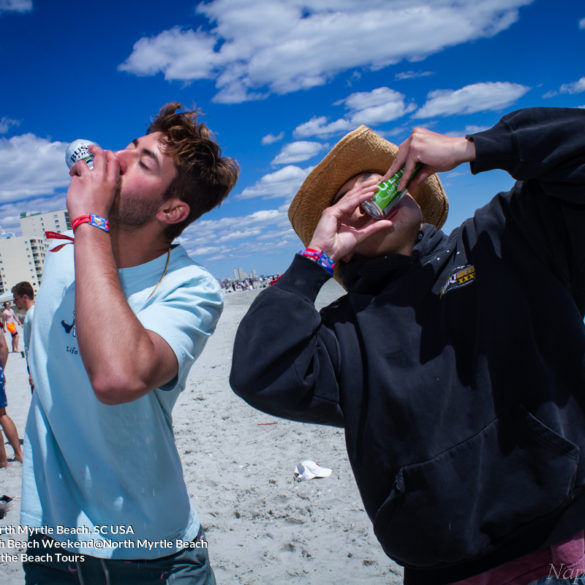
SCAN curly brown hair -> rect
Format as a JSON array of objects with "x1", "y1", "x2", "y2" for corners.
[{"x1": 148, "y1": 102, "x2": 239, "y2": 241}]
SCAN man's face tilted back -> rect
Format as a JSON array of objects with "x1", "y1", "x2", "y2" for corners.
[
  {"x1": 109, "y1": 131, "x2": 178, "y2": 228},
  {"x1": 334, "y1": 172, "x2": 424, "y2": 258}
]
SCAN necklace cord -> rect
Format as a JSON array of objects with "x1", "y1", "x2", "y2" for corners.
[
  {"x1": 45, "y1": 232, "x2": 171, "y2": 301},
  {"x1": 146, "y1": 248, "x2": 171, "y2": 300}
]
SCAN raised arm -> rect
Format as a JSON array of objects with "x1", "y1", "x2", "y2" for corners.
[
  {"x1": 467, "y1": 107, "x2": 585, "y2": 201},
  {"x1": 231, "y1": 255, "x2": 344, "y2": 427},
  {"x1": 72, "y1": 229, "x2": 179, "y2": 404},
  {"x1": 384, "y1": 128, "x2": 476, "y2": 192},
  {"x1": 65, "y1": 148, "x2": 179, "y2": 405}
]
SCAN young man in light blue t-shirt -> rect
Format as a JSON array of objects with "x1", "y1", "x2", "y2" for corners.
[
  {"x1": 12, "y1": 281, "x2": 35, "y2": 392},
  {"x1": 21, "y1": 103, "x2": 238, "y2": 585}
]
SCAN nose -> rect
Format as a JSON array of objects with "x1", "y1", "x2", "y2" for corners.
[{"x1": 115, "y1": 148, "x2": 131, "y2": 174}]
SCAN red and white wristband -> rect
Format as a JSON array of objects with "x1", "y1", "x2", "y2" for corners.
[
  {"x1": 71, "y1": 213, "x2": 110, "y2": 233},
  {"x1": 45, "y1": 213, "x2": 109, "y2": 252}
]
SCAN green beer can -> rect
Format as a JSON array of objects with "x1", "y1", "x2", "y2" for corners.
[{"x1": 361, "y1": 163, "x2": 423, "y2": 220}]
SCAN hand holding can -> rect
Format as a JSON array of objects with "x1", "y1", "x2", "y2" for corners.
[
  {"x1": 65, "y1": 139, "x2": 97, "y2": 170},
  {"x1": 361, "y1": 163, "x2": 423, "y2": 220}
]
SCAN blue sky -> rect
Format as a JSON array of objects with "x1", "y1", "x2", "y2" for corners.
[{"x1": 0, "y1": 0, "x2": 584, "y2": 281}]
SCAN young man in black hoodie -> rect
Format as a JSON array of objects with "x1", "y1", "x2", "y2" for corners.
[{"x1": 230, "y1": 108, "x2": 585, "y2": 585}]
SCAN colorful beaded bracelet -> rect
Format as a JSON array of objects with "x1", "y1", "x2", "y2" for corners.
[{"x1": 297, "y1": 248, "x2": 335, "y2": 276}]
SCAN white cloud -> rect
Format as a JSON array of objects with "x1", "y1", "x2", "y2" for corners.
[
  {"x1": 542, "y1": 77, "x2": 585, "y2": 99},
  {"x1": 463, "y1": 124, "x2": 491, "y2": 135},
  {"x1": 0, "y1": 0, "x2": 32, "y2": 14},
  {"x1": 0, "y1": 117, "x2": 20, "y2": 134},
  {"x1": 272, "y1": 141, "x2": 326, "y2": 165},
  {"x1": 444, "y1": 124, "x2": 491, "y2": 137},
  {"x1": 179, "y1": 206, "x2": 297, "y2": 262},
  {"x1": 560, "y1": 77, "x2": 585, "y2": 95},
  {"x1": 261, "y1": 132, "x2": 284, "y2": 145},
  {"x1": 193, "y1": 209, "x2": 285, "y2": 236},
  {"x1": 237, "y1": 165, "x2": 310, "y2": 200},
  {"x1": 395, "y1": 70, "x2": 434, "y2": 81},
  {"x1": 294, "y1": 87, "x2": 414, "y2": 139},
  {"x1": 189, "y1": 245, "x2": 226, "y2": 256},
  {"x1": 0, "y1": 134, "x2": 69, "y2": 203},
  {"x1": 184, "y1": 208, "x2": 282, "y2": 238},
  {"x1": 119, "y1": 27, "x2": 219, "y2": 81},
  {"x1": 119, "y1": 0, "x2": 534, "y2": 103},
  {"x1": 414, "y1": 82, "x2": 530, "y2": 118},
  {"x1": 215, "y1": 228, "x2": 262, "y2": 243},
  {"x1": 257, "y1": 228, "x2": 295, "y2": 241},
  {"x1": 294, "y1": 116, "x2": 353, "y2": 139},
  {"x1": 342, "y1": 87, "x2": 417, "y2": 126},
  {"x1": 579, "y1": 17, "x2": 585, "y2": 30}
]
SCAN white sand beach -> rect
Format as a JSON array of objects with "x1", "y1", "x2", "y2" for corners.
[{"x1": 0, "y1": 281, "x2": 402, "y2": 584}]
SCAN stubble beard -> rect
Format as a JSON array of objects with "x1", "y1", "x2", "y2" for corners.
[{"x1": 109, "y1": 183, "x2": 162, "y2": 230}]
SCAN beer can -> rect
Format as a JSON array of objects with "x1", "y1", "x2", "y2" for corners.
[
  {"x1": 361, "y1": 163, "x2": 423, "y2": 220},
  {"x1": 65, "y1": 139, "x2": 96, "y2": 170}
]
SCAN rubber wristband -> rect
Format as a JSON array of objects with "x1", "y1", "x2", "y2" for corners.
[
  {"x1": 71, "y1": 213, "x2": 110, "y2": 233},
  {"x1": 297, "y1": 248, "x2": 335, "y2": 276}
]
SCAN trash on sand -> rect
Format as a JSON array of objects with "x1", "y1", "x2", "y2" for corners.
[{"x1": 294, "y1": 460, "x2": 332, "y2": 481}]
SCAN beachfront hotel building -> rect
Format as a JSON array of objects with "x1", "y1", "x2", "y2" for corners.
[
  {"x1": 0, "y1": 210, "x2": 70, "y2": 297},
  {"x1": 20, "y1": 209, "x2": 70, "y2": 238},
  {"x1": 233, "y1": 267, "x2": 257, "y2": 281}
]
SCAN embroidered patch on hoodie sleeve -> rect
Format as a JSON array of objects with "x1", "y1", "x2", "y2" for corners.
[{"x1": 440, "y1": 265, "x2": 476, "y2": 298}]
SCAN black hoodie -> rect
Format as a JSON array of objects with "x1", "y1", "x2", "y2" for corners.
[{"x1": 230, "y1": 108, "x2": 585, "y2": 584}]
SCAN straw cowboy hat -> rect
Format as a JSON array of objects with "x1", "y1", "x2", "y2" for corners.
[{"x1": 288, "y1": 125, "x2": 449, "y2": 248}]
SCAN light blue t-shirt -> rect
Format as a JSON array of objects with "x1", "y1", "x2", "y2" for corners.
[{"x1": 21, "y1": 243, "x2": 223, "y2": 559}]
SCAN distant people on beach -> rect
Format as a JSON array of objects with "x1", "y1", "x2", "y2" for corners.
[
  {"x1": 12, "y1": 281, "x2": 35, "y2": 391},
  {"x1": 1, "y1": 300, "x2": 21, "y2": 353},
  {"x1": 0, "y1": 319, "x2": 23, "y2": 468},
  {"x1": 21, "y1": 103, "x2": 238, "y2": 584},
  {"x1": 222, "y1": 275, "x2": 278, "y2": 292},
  {"x1": 231, "y1": 108, "x2": 585, "y2": 585}
]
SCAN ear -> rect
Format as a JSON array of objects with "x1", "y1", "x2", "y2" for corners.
[{"x1": 156, "y1": 198, "x2": 190, "y2": 226}]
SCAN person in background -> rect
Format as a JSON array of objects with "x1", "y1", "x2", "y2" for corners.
[
  {"x1": 2, "y1": 300, "x2": 21, "y2": 353},
  {"x1": 21, "y1": 102, "x2": 238, "y2": 584},
  {"x1": 0, "y1": 319, "x2": 23, "y2": 467},
  {"x1": 231, "y1": 108, "x2": 585, "y2": 585},
  {"x1": 12, "y1": 281, "x2": 35, "y2": 390}
]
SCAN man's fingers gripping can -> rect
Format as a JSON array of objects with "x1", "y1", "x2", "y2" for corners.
[
  {"x1": 361, "y1": 163, "x2": 423, "y2": 220},
  {"x1": 65, "y1": 139, "x2": 96, "y2": 170}
]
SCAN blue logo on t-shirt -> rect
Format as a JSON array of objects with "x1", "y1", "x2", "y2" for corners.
[{"x1": 61, "y1": 316, "x2": 76, "y2": 336}]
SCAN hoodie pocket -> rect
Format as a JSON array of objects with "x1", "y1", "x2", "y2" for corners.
[{"x1": 373, "y1": 409, "x2": 579, "y2": 569}]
